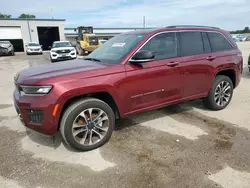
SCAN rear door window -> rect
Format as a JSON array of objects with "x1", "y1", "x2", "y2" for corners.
[
  {"x1": 178, "y1": 32, "x2": 204, "y2": 56},
  {"x1": 207, "y1": 32, "x2": 233, "y2": 52}
]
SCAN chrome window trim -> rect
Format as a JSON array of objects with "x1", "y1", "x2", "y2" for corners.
[{"x1": 127, "y1": 30, "x2": 234, "y2": 63}]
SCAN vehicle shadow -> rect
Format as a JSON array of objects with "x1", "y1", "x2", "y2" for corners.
[
  {"x1": 26, "y1": 130, "x2": 63, "y2": 150},
  {"x1": 24, "y1": 99, "x2": 209, "y2": 152},
  {"x1": 115, "y1": 99, "x2": 206, "y2": 131}
]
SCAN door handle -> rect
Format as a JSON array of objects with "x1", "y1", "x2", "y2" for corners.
[
  {"x1": 167, "y1": 62, "x2": 180, "y2": 67},
  {"x1": 206, "y1": 56, "x2": 216, "y2": 61}
]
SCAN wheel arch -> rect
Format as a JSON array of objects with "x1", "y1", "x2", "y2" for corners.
[
  {"x1": 55, "y1": 91, "x2": 121, "y2": 130},
  {"x1": 215, "y1": 69, "x2": 236, "y2": 88}
]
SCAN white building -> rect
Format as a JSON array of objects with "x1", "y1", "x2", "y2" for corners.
[{"x1": 0, "y1": 18, "x2": 65, "y2": 51}]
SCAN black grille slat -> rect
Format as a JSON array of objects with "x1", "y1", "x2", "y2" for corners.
[
  {"x1": 56, "y1": 49, "x2": 71, "y2": 54},
  {"x1": 28, "y1": 110, "x2": 44, "y2": 124}
]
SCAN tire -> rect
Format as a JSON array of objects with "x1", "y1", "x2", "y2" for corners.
[
  {"x1": 60, "y1": 98, "x2": 115, "y2": 151},
  {"x1": 76, "y1": 43, "x2": 84, "y2": 56},
  {"x1": 203, "y1": 75, "x2": 233, "y2": 111}
]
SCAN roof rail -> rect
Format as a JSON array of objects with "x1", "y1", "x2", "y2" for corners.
[{"x1": 166, "y1": 25, "x2": 220, "y2": 29}]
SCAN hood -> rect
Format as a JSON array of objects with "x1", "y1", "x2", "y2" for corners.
[
  {"x1": 51, "y1": 47, "x2": 75, "y2": 51},
  {"x1": 0, "y1": 43, "x2": 11, "y2": 49},
  {"x1": 15, "y1": 59, "x2": 109, "y2": 85}
]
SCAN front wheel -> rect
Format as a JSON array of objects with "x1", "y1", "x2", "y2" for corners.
[
  {"x1": 60, "y1": 98, "x2": 115, "y2": 151},
  {"x1": 203, "y1": 75, "x2": 233, "y2": 110},
  {"x1": 76, "y1": 43, "x2": 85, "y2": 56}
]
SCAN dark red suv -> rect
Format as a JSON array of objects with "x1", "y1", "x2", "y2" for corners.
[{"x1": 13, "y1": 25, "x2": 243, "y2": 151}]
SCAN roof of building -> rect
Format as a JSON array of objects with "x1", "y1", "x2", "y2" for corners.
[{"x1": 0, "y1": 18, "x2": 65, "y2": 21}]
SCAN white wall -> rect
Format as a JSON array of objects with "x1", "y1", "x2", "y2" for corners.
[{"x1": 0, "y1": 19, "x2": 65, "y2": 49}]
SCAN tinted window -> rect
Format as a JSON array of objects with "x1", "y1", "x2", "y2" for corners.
[
  {"x1": 202, "y1": 32, "x2": 211, "y2": 53},
  {"x1": 52, "y1": 42, "x2": 72, "y2": 48},
  {"x1": 179, "y1": 32, "x2": 204, "y2": 56},
  {"x1": 207, "y1": 32, "x2": 233, "y2": 52},
  {"x1": 28, "y1": 43, "x2": 40, "y2": 46},
  {"x1": 140, "y1": 32, "x2": 177, "y2": 60}
]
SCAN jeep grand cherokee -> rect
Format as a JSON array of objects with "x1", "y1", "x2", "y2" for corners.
[{"x1": 13, "y1": 25, "x2": 243, "y2": 151}]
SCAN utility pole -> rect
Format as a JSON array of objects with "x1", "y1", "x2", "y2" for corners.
[
  {"x1": 143, "y1": 16, "x2": 145, "y2": 28},
  {"x1": 51, "y1": 8, "x2": 53, "y2": 19},
  {"x1": 27, "y1": 18, "x2": 32, "y2": 42}
]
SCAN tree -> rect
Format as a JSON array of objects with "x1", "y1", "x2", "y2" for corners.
[
  {"x1": 18, "y1": 14, "x2": 36, "y2": 19},
  {"x1": 0, "y1": 13, "x2": 12, "y2": 18},
  {"x1": 230, "y1": 26, "x2": 250, "y2": 34},
  {"x1": 243, "y1": 27, "x2": 249, "y2": 33}
]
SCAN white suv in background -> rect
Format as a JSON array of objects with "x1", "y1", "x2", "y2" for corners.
[
  {"x1": 50, "y1": 41, "x2": 77, "y2": 62},
  {"x1": 26, "y1": 42, "x2": 43, "y2": 55}
]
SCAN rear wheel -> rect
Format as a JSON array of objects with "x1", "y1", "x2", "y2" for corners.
[
  {"x1": 60, "y1": 98, "x2": 115, "y2": 151},
  {"x1": 203, "y1": 75, "x2": 233, "y2": 110}
]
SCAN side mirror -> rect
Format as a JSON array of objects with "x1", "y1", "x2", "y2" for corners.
[
  {"x1": 40, "y1": 45, "x2": 43, "y2": 48},
  {"x1": 129, "y1": 50, "x2": 154, "y2": 63}
]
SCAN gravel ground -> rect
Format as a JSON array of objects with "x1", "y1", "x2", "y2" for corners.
[{"x1": 0, "y1": 42, "x2": 250, "y2": 188}]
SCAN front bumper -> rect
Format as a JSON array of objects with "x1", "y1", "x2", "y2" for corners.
[
  {"x1": 50, "y1": 51, "x2": 77, "y2": 60},
  {"x1": 13, "y1": 88, "x2": 58, "y2": 136},
  {"x1": 0, "y1": 48, "x2": 11, "y2": 55}
]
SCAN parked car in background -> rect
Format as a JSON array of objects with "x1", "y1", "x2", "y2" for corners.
[
  {"x1": 0, "y1": 41, "x2": 14, "y2": 56},
  {"x1": 50, "y1": 41, "x2": 77, "y2": 62},
  {"x1": 242, "y1": 36, "x2": 250, "y2": 41},
  {"x1": 26, "y1": 42, "x2": 43, "y2": 55},
  {"x1": 99, "y1": 39, "x2": 108, "y2": 44},
  {"x1": 13, "y1": 25, "x2": 243, "y2": 151},
  {"x1": 232, "y1": 37, "x2": 240, "y2": 42}
]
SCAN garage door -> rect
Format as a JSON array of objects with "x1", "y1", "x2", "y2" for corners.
[{"x1": 0, "y1": 27, "x2": 22, "y2": 39}]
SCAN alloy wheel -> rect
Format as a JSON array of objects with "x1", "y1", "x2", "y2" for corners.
[
  {"x1": 72, "y1": 108, "x2": 109, "y2": 146},
  {"x1": 214, "y1": 81, "x2": 232, "y2": 107}
]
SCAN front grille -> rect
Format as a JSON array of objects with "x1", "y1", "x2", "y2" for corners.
[
  {"x1": 31, "y1": 49, "x2": 40, "y2": 51},
  {"x1": 89, "y1": 40, "x2": 98, "y2": 45},
  {"x1": 28, "y1": 110, "x2": 44, "y2": 124},
  {"x1": 89, "y1": 37, "x2": 99, "y2": 45},
  {"x1": 56, "y1": 49, "x2": 70, "y2": 54},
  {"x1": 0, "y1": 47, "x2": 7, "y2": 53}
]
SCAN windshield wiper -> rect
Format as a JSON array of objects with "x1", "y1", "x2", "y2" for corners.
[{"x1": 84, "y1": 57, "x2": 101, "y2": 62}]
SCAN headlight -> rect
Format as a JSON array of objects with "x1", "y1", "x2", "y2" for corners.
[
  {"x1": 51, "y1": 50, "x2": 57, "y2": 53},
  {"x1": 70, "y1": 49, "x2": 75, "y2": 51},
  {"x1": 20, "y1": 85, "x2": 52, "y2": 95}
]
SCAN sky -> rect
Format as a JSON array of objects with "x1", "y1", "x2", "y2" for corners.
[{"x1": 1, "y1": 0, "x2": 250, "y2": 30}]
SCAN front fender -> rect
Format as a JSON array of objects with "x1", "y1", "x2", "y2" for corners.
[{"x1": 53, "y1": 86, "x2": 123, "y2": 126}]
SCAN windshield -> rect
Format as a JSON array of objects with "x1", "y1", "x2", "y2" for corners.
[
  {"x1": 89, "y1": 36, "x2": 98, "y2": 41},
  {"x1": 0, "y1": 41, "x2": 10, "y2": 44},
  {"x1": 52, "y1": 42, "x2": 72, "y2": 48},
  {"x1": 86, "y1": 33, "x2": 146, "y2": 64},
  {"x1": 28, "y1": 43, "x2": 40, "y2": 46}
]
